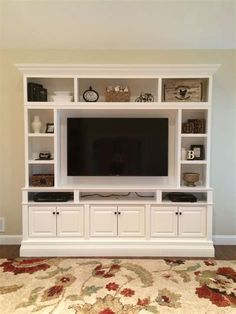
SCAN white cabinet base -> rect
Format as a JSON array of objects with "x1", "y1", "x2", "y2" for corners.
[{"x1": 20, "y1": 239, "x2": 214, "y2": 257}]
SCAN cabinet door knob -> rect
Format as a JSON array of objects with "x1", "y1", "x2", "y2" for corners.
[
  {"x1": 114, "y1": 212, "x2": 117, "y2": 215},
  {"x1": 53, "y1": 212, "x2": 56, "y2": 215},
  {"x1": 175, "y1": 212, "x2": 178, "y2": 215},
  {"x1": 179, "y1": 212, "x2": 182, "y2": 215},
  {"x1": 56, "y1": 212, "x2": 59, "y2": 215},
  {"x1": 118, "y1": 212, "x2": 121, "y2": 215}
]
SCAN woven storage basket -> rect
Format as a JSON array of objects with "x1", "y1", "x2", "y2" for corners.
[{"x1": 105, "y1": 90, "x2": 130, "y2": 102}]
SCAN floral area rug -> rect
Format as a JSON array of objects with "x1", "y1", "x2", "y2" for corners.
[{"x1": 0, "y1": 258, "x2": 236, "y2": 314}]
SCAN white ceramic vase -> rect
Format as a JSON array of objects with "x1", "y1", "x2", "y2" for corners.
[{"x1": 32, "y1": 115, "x2": 42, "y2": 133}]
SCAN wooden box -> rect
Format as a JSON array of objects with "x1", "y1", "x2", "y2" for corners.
[
  {"x1": 163, "y1": 79, "x2": 203, "y2": 102},
  {"x1": 31, "y1": 174, "x2": 54, "y2": 187}
]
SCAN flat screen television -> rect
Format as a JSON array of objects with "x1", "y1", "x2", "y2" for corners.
[{"x1": 67, "y1": 118, "x2": 168, "y2": 176}]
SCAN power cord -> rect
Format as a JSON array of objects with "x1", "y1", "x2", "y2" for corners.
[
  {"x1": 81, "y1": 192, "x2": 131, "y2": 198},
  {"x1": 134, "y1": 192, "x2": 154, "y2": 198}
]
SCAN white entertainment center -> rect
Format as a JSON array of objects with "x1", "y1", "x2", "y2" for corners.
[{"x1": 17, "y1": 64, "x2": 219, "y2": 257}]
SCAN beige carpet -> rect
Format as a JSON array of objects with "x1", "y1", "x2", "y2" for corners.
[{"x1": 0, "y1": 258, "x2": 235, "y2": 313}]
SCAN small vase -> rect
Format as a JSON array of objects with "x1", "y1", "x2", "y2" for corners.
[{"x1": 32, "y1": 115, "x2": 42, "y2": 133}]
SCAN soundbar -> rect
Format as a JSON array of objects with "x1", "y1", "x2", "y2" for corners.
[
  {"x1": 33, "y1": 192, "x2": 73, "y2": 202},
  {"x1": 166, "y1": 192, "x2": 197, "y2": 202}
]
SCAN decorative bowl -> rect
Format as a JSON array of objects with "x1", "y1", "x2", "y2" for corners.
[
  {"x1": 183, "y1": 172, "x2": 200, "y2": 187},
  {"x1": 51, "y1": 95, "x2": 73, "y2": 102},
  {"x1": 54, "y1": 91, "x2": 71, "y2": 95}
]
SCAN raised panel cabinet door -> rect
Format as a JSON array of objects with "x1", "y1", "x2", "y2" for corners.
[
  {"x1": 90, "y1": 205, "x2": 117, "y2": 237},
  {"x1": 57, "y1": 206, "x2": 84, "y2": 237},
  {"x1": 29, "y1": 206, "x2": 56, "y2": 237},
  {"x1": 118, "y1": 206, "x2": 145, "y2": 237},
  {"x1": 151, "y1": 206, "x2": 178, "y2": 237},
  {"x1": 178, "y1": 206, "x2": 206, "y2": 238}
]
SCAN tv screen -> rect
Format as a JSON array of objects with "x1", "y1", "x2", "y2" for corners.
[{"x1": 67, "y1": 118, "x2": 168, "y2": 176}]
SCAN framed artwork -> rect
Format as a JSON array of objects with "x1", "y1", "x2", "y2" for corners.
[
  {"x1": 191, "y1": 144, "x2": 204, "y2": 160},
  {"x1": 45, "y1": 123, "x2": 54, "y2": 133}
]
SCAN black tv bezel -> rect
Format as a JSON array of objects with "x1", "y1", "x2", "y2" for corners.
[{"x1": 67, "y1": 117, "x2": 169, "y2": 177}]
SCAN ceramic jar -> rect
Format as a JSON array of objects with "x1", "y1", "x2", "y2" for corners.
[{"x1": 32, "y1": 115, "x2": 42, "y2": 133}]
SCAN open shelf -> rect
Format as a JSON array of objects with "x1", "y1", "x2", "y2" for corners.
[
  {"x1": 80, "y1": 191, "x2": 156, "y2": 202},
  {"x1": 28, "y1": 164, "x2": 54, "y2": 187},
  {"x1": 27, "y1": 78, "x2": 74, "y2": 102},
  {"x1": 78, "y1": 78, "x2": 158, "y2": 102},
  {"x1": 162, "y1": 191, "x2": 208, "y2": 203},
  {"x1": 182, "y1": 109, "x2": 208, "y2": 134},
  {"x1": 28, "y1": 191, "x2": 74, "y2": 203},
  {"x1": 28, "y1": 137, "x2": 54, "y2": 160},
  {"x1": 180, "y1": 164, "x2": 206, "y2": 188},
  {"x1": 28, "y1": 108, "x2": 54, "y2": 134},
  {"x1": 162, "y1": 78, "x2": 209, "y2": 102}
]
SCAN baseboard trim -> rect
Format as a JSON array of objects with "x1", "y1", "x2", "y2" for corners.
[
  {"x1": 20, "y1": 241, "x2": 215, "y2": 257},
  {"x1": 0, "y1": 235, "x2": 22, "y2": 245},
  {"x1": 213, "y1": 235, "x2": 236, "y2": 245},
  {"x1": 1, "y1": 235, "x2": 235, "y2": 246}
]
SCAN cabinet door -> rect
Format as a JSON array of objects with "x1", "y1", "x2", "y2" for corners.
[
  {"x1": 90, "y1": 205, "x2": 117, "y2": 237},
  {"x1": 29, "y1": 206, "x2": 56, "y2": 237},
  {"x1": 178, "y1": 207, "x2": 206, "y2": 238},
  {"x1": 57, "y1": 206, "x2": 84, "y2": 237},
  {"x1": 151, "y1": 206, "x2": 178, "y2": 237},
  {"x1": 118, "y1": 206, "x2": 145, "y2": 237}
]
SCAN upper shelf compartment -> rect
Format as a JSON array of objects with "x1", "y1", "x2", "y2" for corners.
[
  {"x1": 27, "y1": 78, "x2": 74, "y2": 102},
  {"x1": 78, "y1": 78, "x2": 158, "y2": 103},
  {"x1": 162, "y1": 78, "x2": 209, "y2": 102}
]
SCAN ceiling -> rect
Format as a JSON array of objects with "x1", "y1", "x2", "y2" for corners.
[{"x1": 1, "y1": 0, "x2": 236, "y2": 50}]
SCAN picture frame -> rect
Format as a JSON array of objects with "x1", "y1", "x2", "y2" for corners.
[
  {"x1": 190, "y1": 144, "x2": 204, "y2": 160},
  {"x1": 45, "y1": 123, "x2": 54, "y2": 133}
]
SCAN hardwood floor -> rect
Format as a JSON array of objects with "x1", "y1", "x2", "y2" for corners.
[{"x1": 0, "y1": 245, "x2": 235, "y2": 259}]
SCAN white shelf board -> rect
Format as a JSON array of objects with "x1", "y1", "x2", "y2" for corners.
[
  {"x1": 25, "y1": 201, "x2": 74, "y2": 205},
  {"x1": 161, "y1": 200, "x2": 210, "y2": 205},
  {"x1": 28, "y1": 160, "x2": 54, "y2": 164},
  {"x1": 26, "y1": 101, "x2": 210, "y2": 110},
  {"x1": 28, "y1": 133, "x2": 54, "y2": 137},
  {"x1": 27, "y1": 101, "x2": 74, "y2": 107},
  {"x1": 179, "y1": 185, "x2": 208, "y2": 190},
  {"x1": 180, "y1": 160, "x2": 207, "y2": 164},
  {"x1": 181, "y1": 133, "x2": 207, "y2": 137},
  {"x1": 22, "y1": 184, "x2": 212, "y2": 192}
]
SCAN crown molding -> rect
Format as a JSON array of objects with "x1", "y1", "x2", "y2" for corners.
[{"x1": 15, "y1": 64, "x2": 221, "y2": 77}]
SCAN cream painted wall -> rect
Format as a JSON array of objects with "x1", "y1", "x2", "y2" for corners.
[{"x1": 0, "y1": 49, "x2": 235, "y2": 236}]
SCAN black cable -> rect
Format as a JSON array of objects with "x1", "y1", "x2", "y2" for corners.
[
  {"x1": 81, "y1": 192, "x2": 131, "y2": 198},
  {"x1": 134, "y1": 192, "x2": 154, "y2": 198}
]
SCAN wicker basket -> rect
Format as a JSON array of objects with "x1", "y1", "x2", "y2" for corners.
[
  {"x1": 182, "y1": 119, "x2": 205, "y2": 134},
  {"x1": 105, "y1": 90, "x2": 130, "y2": 102}
]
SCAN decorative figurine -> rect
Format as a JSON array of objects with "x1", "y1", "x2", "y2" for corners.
[{"x1": 135, "y1": 93, "x2": 154, "y2": 102}]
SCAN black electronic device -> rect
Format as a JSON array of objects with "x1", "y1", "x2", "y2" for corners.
[
  {"x1": 67, "y1": 118, "x2": 168, "y2": 176},
  {"x1": 166, "y1": 192, "x2": 197, "y2": 202},
  {"x1": 33, "y1": 192, "x2": 73, "y2": 202}
]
